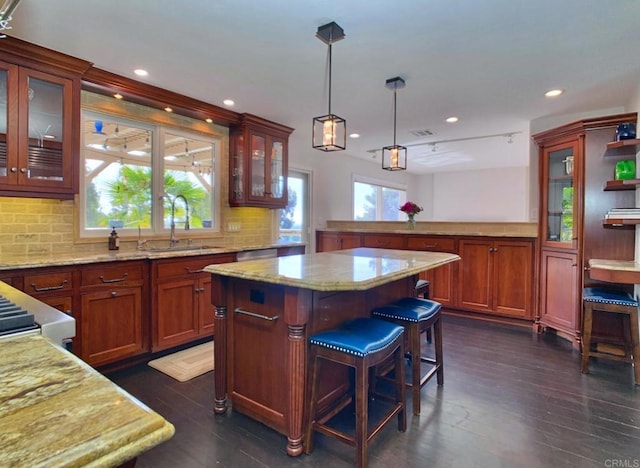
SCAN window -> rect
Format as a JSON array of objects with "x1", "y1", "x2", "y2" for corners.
[
  {"x1": 279, "y1": 170, "x2": 309, "y2": 244},
  {"x1": 353, "y1": 179, "x2": 406, "y2": 221},
  {"x1": 81, "y1": 111, "x2": 220, "y2": 238}
]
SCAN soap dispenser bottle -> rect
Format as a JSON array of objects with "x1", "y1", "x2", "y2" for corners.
[{"x1": 108, "y1": 227, "x2": 120, "y2": 251}]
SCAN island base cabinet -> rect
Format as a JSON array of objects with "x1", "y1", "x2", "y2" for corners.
[
  {"x1": 80, "y1": 287, "x2": 144, "y2": 366},
  {"x1": 229, "y1": 280, "x2": 288, "y2": 433}
]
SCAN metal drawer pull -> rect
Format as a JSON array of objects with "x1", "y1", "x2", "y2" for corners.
[
  {"x1": 234, "y1": 307, "x2": 279, "y2": 322},
  {"x1": 185, "y1": 267, "x2": 205, "y2": 274},
  {"x1": 99, "y1": 273, "x2": 128, "y2": 283},
  {"x1": 423, "y1": 243, "x2": 438, "y2": 248},
  {"x1": 31, "y1": 279, "x2": 68, "y2": 292}
]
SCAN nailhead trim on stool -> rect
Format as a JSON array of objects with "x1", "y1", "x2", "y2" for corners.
[
  {"x1": 303, "y1": 318, "x2": 406, "y2": 468},
  {"x1": 582, "y1": 288, "x2": 640, "y2": 385},
  {"x1": 372, "y1": 297, "x2": 443, "y2": 415}
]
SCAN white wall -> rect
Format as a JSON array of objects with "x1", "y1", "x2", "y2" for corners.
[{"x1": 431, "y1": 167, "x2": 529, "y2": 221}]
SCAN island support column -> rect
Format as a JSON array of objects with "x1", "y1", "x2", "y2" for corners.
[
  {"x1": 284, "y1": 287, "x2": 312, "y2": 456},
  {"x1": 211, "y1": 275, "x2": 229, "y2": 414}
]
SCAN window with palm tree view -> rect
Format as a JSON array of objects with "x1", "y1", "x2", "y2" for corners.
[{"x1": 81, "y1": 112, "x2": 220, "y2": 238}]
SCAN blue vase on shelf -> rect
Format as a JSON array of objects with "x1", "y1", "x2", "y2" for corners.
[{"x1": 616, "y1": 123, "x2": 636, "y2": 141}]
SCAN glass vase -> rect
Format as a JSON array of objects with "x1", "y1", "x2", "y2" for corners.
[{"x1": 407, "y1": 215, "x2": 416, "y2": 230}]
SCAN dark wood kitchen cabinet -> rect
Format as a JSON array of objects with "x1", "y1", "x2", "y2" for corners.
[
  {"x1": 406, "y1": 235, "x2": 457, "y2": 307},
  {"x1": 151, "y1": 253, "x2": 235, "y2": 351},
  {"x1": 458, "y1": 238, "x2": 534, "y2": 319},
  {"x1": 315, "y1": 231, "x2": 362, "y2": 252},
  {"x1": 78, "y1": 261, "x2": 148, "y2": 366},
  {"x1": 533, "y1": 113, "x2": 636, "y2": 346},
  {"x1": 22, "y1": 269, "x2": 75, "y2": 315},
  {"x1": 229, "y1": 114, "x2": 294, "y2": 208},
  {"x1": 0, "y1": 37, "x2": 91, "y2": 199}
]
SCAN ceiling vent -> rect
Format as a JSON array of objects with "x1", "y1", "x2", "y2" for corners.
[{"x1": 409, "y1": 129, "x2": 434, "y2": 137}]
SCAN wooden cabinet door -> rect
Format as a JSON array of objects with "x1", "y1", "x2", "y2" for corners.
[
  {"x1": 316, "y1": 232, "x2": 361, "y2": 252},
  {"x1": 493, "y1": 240, "x2": 533, "y2": 318},
  {"x1": 458, "y1": 239, "x2": 492, "y2": 312},
  {"x1": 198, "y1": 275, "x2": 215, "y2": 335},
  {"x1": 154, "y1": 278, "x2": 199, "y2": 351},
  {"x1": 80, "y1": 287, "x2": 144, "y2": 366},
  {"x1": 422, "y1": 263, "x2": 456, "y2": 306},
  {"x1": 540, "y1": 249, "x2": 579, "y2": 336}
]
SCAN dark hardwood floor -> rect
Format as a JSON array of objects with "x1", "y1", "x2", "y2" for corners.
[{"x1": 107, "y1": 315, "x2": 640, "y2": 467}]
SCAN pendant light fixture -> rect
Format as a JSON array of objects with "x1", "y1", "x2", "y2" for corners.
[
  {"x1": 312, "y1": 21, "x2": 346, "y2": 152},
  {"x1": 382, "y1": 77, "x2": 407, "y2": 171}
]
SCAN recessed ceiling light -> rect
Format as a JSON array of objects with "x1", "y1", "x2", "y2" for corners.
[
  {"x1": 113, "y1": 93, "x2": 123, "y2": 100},
  {"x1": 164, "y1": 106, "x2": 173, "y2": 113},
  {"x1": 134, "y1": 68, "x2": 148, "y2": 77},
  {"x1": 445, "y1": 116, "x2": 459, "y2": 123},
  {"x1": 349, "y1": 133, "x2": 360, "y2": 139},
  {"x1": 223, "y1": 99, "x2": 235, "y2": 106},
  {"x1": 205, "y1": 118, "x2": 213, "y2": 124},
  {"x1": 545, "y1": 89, "x2": 564, "y2": 97}
]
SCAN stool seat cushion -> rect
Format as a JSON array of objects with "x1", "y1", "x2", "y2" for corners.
[
  {"x1": 309, "y1": 318, "x2": 404, "y2": 358},
  {"x1": 372, "y1": 298, "x2": 441, "y2": 323},
  {"x1": 583, "y1": 288, "x2": 638, "y2": 307}
]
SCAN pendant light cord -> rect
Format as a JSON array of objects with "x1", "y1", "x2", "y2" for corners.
[
  {"x1": 392, "y1": 89, "x2": 397, "y2": 146},
  {"x1": 327, "y1": 43, "x2": 333, "y2": 116}
]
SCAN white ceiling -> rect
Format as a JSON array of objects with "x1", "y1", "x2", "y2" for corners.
[{"x1": 7, "y1": 0, "x2": 640, "y2": 174}]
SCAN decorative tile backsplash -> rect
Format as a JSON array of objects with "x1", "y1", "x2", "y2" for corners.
[{"x1": 0, "y1": 197, "x2": 275, "y2": 256}]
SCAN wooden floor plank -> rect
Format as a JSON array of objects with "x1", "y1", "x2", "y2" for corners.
[{"x1": 108, "y1": 315, "x2": 640, "y2": 467}]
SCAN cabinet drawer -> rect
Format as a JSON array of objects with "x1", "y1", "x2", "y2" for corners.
[
  {"x1": 24, "y1": 271, "x2": 73, "y2": 295},
  {"x1": 406, "y1": 236, "x2": 456, "y2": 252},
  {"x1": 362, "y1": 235, "x2": 405, "y2": 249},
  {"x1": 81, "y1": 262, "x2": 144, "y2": 287},
  {"x1": 155, "y1": 254, "x2": 236, "y2": 279}
]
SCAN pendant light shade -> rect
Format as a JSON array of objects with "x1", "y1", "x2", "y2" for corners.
[
  {"x1": 382, "y1": 77, "x2": 407, "y2": 171},
  {"x1": 313, "y1": 21, "x2": 346, "y2": 152}
]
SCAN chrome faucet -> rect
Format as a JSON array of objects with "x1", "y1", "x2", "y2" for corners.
[{"x1": 169, "y1": 194, "x2": 190, "y2": 247}]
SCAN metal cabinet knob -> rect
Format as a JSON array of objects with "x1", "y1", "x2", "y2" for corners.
[{"x1": 20, "y1": 168, "x2": 27, "y2": 173}]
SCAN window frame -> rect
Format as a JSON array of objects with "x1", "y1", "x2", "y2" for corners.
[
  {"x1": 352, "y1": 174, "x2": 407, "y2": 221},
  {"x1": 79, "y1": 109, "x2": 222, "y2": 240}
]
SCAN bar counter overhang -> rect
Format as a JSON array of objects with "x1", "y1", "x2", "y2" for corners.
[{"x1": 205, "y1": 247, "x2": 460, "y2": 456}]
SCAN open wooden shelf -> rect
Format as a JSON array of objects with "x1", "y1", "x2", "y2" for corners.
[
  {"x1": 605, "y1": 138, "x2": 640, "y2": 156},
  {"x1": 603, "y1": 218, "x2": 640, "y2": 227},
  {"x1": 603, "y1": 179, "x2": 640, "y2": 191}
]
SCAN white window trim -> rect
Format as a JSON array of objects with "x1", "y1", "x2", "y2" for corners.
[
  {"x1": 351, "y1": 173, "x2": 407, "y2": 220},
  {"x1": 79, "y1": 110, "x2": 222, "y2": 240}
]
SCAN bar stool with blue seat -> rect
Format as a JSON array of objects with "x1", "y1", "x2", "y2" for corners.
[
  {"x1": 303, "y1": 317, "x2": 406, "y2": 468},
  {"x1": 372, "y1": 297, "x2": 443, "y2": 415},
  {"x1": 582, "y1": 288, "x2": 640, "y2": 385}
]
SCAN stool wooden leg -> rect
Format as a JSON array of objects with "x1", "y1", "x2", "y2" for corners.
[
  {"x1": 410, "y1": 323, "x2": 421, "y2": 415},
  {"x1": 355, "y1": 360, "x2": 368, "y2": 468},
  {"x1": 434, "y1": 316, "x2": 444, "y2": 386},
  {"x1": 303, "y1": 349, "x2": 319, "y2": 454},
  {"x1": 628, "y1": 306, "x2": 640, "y2": 385},
  {"x1": 394, "y1": 342, "x2": 407, "y2": 431},
  {"x1": 581, "y1": 303, "x2": 594, "y2": 374}
]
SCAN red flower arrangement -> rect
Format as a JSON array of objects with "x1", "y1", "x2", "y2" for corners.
[{"x1": 399, "y1": 201, "x2": 423, "y2": 217}]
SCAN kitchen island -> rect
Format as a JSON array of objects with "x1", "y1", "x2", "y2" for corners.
[
  {"x1": 205, "y1": 247, "x2": 460, "y2": 456},
  {"x1": 0, "y1": 334, "x2": 174, "y2": 467}
]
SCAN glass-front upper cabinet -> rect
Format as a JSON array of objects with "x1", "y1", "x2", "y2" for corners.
[
  {"x1": 541, "y1": 140, "x2": 580, "y2": 248},
  {"x1": 229, "y1": 114, "x2": 292, "y2": 208},
  {"x1": 0, "y1": 60, "x2": 77, "y2": 198}
]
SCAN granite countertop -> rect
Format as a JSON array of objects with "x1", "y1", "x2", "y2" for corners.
[
  {"x1": 204, "y1": 247, "x2": 460, "y2": 291},
  {"x1": 0, "y1": 334, "x2": 174, "y2": 467},
  {"x1": 317, "y1": 221, "x2": 538, "y2": 238},
  {"x1": 0, "y1": 242, "x2": 305, "y2": 270},
  {"x1": 588, "y1": 258, "x2": 640, "y2": 285}
]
